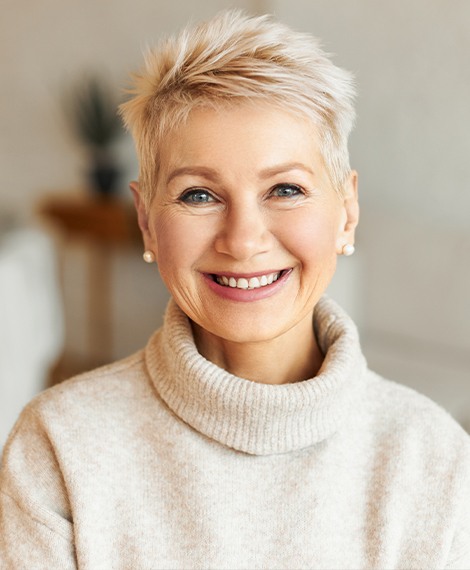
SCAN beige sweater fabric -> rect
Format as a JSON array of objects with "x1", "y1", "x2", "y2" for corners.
[{"x1": 1, "y1": 297, "x2": 469, "y2": 570}]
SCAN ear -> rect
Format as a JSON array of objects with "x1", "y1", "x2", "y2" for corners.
[
  {"x1": 336, "y1": 170, "x2": 359, "y2": 254},
  {"x1": 130, "y1": 181, "x2": 157, "y2": 258}
]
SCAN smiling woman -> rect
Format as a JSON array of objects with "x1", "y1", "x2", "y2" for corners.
[{"x1": 1, "y1": 9, "x2": 470, "y2": 570}]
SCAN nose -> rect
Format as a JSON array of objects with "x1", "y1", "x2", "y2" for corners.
[{"x1": 214, "y1": 203, "x2": 272, "y2": 261}]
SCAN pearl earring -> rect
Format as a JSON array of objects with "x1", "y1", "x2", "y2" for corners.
[
  {"x1": 143, "y1": 250, "x2": 155, "y2": 263},
  {"x1": 342, "y1": 244, "x2": 355, "y2": 256}
]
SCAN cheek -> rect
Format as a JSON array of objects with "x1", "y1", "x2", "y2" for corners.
[
  {"x1": 280, "y1": 207, "x2": 340, "y2": 261},
  {"x1": 151, "y1": 212, "x2": 210, "y2": 280}
]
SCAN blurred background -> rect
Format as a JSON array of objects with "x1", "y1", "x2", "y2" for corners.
[{"x1": 1, "y1": 0, "x2": 469, "y2": 449}]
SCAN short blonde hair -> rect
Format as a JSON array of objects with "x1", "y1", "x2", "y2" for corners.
[{"x1": 120, "y1": 10, "x2": 356, "y2": 209}]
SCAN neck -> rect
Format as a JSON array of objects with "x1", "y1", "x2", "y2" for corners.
[{"x1": 191, "y1": 311, "x2": 323, "y2": 385}]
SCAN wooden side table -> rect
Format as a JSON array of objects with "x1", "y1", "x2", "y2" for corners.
[{"x1": 38, "y1": 192, "x2": 142, "y2": 382}]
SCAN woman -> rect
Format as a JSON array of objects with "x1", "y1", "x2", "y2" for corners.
[{"x1": 1, "y1": 10, "x2": 469, "y2": 570}]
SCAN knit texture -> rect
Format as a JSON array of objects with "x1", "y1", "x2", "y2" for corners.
[{"x1": 1, "y1": 297, "x2": 469, "y2": 569}]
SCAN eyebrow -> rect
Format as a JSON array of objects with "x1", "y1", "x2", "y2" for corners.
[
  {"x1": 166, "y1": 167, "x2": 222, "y2": 185},
  {"x1": 166, "y1": 162, "x2": 315, "y2": 185},
  {"x1": 258, "y1": 162, "x2": 316, "y2": 179}
]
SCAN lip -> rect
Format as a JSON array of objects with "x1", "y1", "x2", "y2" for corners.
[{"x1": 202, "y1": 268, "x2": 292, "y2": 302}]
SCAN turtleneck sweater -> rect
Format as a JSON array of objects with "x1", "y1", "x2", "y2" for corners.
[{"x1": 0, "y1": 297, "x2": 469, "y2": 569}]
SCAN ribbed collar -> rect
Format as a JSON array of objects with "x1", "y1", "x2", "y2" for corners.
[{"x1": 145, "y1": 296, "x2": 367, "y2": 455}]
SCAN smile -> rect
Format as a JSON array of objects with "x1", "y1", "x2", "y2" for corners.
[{"x1": 214, "y1": 272, "x2": 281, "y2": 289}]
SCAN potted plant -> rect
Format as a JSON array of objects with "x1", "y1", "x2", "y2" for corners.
[{"x1": 64, "y1": 74, "x2": 124, "y2": 197}]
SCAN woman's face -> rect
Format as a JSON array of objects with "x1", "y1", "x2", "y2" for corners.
[{"x1": 134, "y1": 104, "x2": 358, "y2": 344}]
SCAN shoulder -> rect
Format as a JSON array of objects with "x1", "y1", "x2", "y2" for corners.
[
  {"x1": 361, "y1": 369, "x2": 470, "y2": 470},
  {"x1": 363, "y1": 369, "x2": 468, "y2": 437},
  {"x1": 0, "y1": 343, "x2": 165, "y2": 498},
  {"x1": 40, "y1": 349, "x2": 148, "y2": 403},
  {"x1": 361, "y1": 370, "x2": 470, "y2": 564},
  {"x1": 0, "y1": 353, "x2": 153, "y2": 559},
  {"x1": 3, "y1": 345, "x2": 162, "y2": 455},
  {"x1": 365, "y1": 369, "x2": 466, "y2": 428},
  {"x1": 28, "y1": 348, "x2": 152, "y2": 420}
]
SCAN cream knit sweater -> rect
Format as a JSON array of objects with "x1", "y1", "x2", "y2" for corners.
[{"x1": 1, "y1": 297, "x2": 469, "y2": 570}]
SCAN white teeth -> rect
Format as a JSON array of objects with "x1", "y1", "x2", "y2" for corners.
[{"x1": 215, "y1": 272, "x2": 282, "y2": 289}]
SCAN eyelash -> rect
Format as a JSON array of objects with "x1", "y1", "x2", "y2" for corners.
[
  {"x1": 179, "y1": 188, "x2": 215, "y2": 204},
  {"x1": 270, "y1": 183, "x2": 304, "y2": 198},
  {"x1": 179, "y1": 183, "x2": 305, "y2": 205}
]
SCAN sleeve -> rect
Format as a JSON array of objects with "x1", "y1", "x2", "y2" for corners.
[
  {"x1": 445, "y1": 515, "x2": 470, "y2": 570},
  {"x1": 445, "y1": 443, "x2": 470, "y2": 570},
  {"x1": 0, "y1": 405, "x2": 77, "y2": 569}
]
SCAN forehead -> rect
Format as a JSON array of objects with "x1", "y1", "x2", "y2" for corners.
[{"x1": 158, "y1": 104, "x2": 323, "y2": 177}]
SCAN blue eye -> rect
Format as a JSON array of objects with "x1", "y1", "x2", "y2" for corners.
[
  {"x1": 180, "y1": 189, "x2": 215, "y2": 204},
  {"x1": 271, "y1": 183, "x2": 303, "y2": 198}
]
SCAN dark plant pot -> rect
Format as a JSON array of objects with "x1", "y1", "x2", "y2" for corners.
[{"x1": 88, "y1": 162, "x2": 121, "y2": 197}]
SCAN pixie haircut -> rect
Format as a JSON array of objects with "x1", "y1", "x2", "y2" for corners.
[{"x1": 120, "y1": 10, "x2": 356, "y2": 209}]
